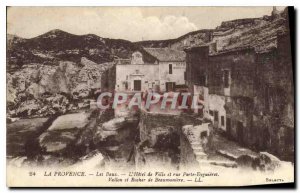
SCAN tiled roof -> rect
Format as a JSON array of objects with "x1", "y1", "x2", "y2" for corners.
[
  {"x1": 115, "y1": 59, "x2": 131, "y2": 65},
  {"x1": 143, "y1": 48, "x2": 186, "y2": 62}
]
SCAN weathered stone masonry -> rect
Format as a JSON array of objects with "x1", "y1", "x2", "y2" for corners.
[{"x1": 184, "y1": 33, "x2": 294, "y2": 161}]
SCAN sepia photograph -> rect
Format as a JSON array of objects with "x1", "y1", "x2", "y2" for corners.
[{"x1": 6, "y1": 5, "x2": 295, "y2": 187}]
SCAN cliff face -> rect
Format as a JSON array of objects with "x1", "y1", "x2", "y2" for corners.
[
  {"x1": 7, "y1": 58, "x2": 114, "y2": 118},
  {"x1": 210, "y1": 13, "x2": 289, "y2": 53}
]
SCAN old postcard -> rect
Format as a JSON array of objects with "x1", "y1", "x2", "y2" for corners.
[{"x1": 6, "y1": 6, "x2": 294, "y2": 187}]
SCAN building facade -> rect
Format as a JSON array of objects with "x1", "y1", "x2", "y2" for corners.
[{"x1": 115, "y1": 48, "x2": 186, "y2": 92}]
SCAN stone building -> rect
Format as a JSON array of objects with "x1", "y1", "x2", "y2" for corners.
[
  {"x1": 115, "y1": 48, "x2": 186, "y2": 92},
  {"x1": 183, "y1": 7, "x2": 294, "y2": 161},
  {"x1": 184, "y1": 32, "x2": 294, "y2": 161}
]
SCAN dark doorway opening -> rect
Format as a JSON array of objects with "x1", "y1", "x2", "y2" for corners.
[{"x1": 166, "y1": 82, "x2": 175, "y2": 92}]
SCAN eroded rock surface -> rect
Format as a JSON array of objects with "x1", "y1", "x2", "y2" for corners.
[
  {"x1": 93, "y1": 112, "x2": 139, "y2": 171},
  {"x1": 7, "y1": 59, "x2": 113, "y2": 118}
]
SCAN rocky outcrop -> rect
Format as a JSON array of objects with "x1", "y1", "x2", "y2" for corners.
[
  {"x1": 7, "y1": 58, "x2": 114, "y2": 118},
  {"x1": 7, "y1": 117, "x2": 50, "y2": 157},
  {"x1": 38, "y1": 112, "x2": 91, "y2": 153},
  {"x1": 93, "y1": 112, "x2": 139, "y2": 170},
  {"x1": 225, "y1": 150, "x2": 282, "y2": 171},
  {"x1": 15, "y1": 99, "x2": 41, "y2": 117}
]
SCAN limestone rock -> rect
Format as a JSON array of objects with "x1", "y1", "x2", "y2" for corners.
[
  {"x1": 7, "y1": 117, "x2": 49, "y2": 156},
  {"x1": 26, "y1": 83, "x2": 44, "y2": 98},
  {"x1": 16, "y1": 99, "x2": 41, "y2": 117},
  {"x1": 102, "y1": 117, "x2": 126, "y2": 131},
  {"x1": 39, "y1": 112, "x2": 91, "y2": 153},
  {"x1": 258, "y1": 152, "x2": 281, "y2": 171},
  {"x1": 48, "y1": 112, "x2": 90, "y2": 131}
]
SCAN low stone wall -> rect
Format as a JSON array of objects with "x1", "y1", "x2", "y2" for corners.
[
  {"x1": 137, "y1": 109, "x2": 213, "y2": 170},
  {"x1": 136, "y1": 110, "x2": 183, "y2": 170},
  {"x1": 180, "y1": 124, "x2": 211, "y2": 170},
  {"x1": 139, "y1": 110, "x2": 182, "y2": 142}
]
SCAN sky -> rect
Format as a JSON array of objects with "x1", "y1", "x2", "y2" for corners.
[{"x1": 7, "y1": 6, "x2": 285, "y2": 42}]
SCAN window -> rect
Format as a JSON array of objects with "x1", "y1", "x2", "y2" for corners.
[
  {"x1": 169, "y1": 64, "x2": 172, "y2": 74},
  {"x1": 223, "y1": 69, "x2": 230, "y2": 88},
  {"x1": 221, "y1": 116, "x2": 225, "y2": 126},
  {"x1": 209, "y1": 110, "x2": 214, "y2": 116}
]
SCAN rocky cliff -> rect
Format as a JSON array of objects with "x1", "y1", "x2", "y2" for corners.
[
  {"x1": 136, "y1": 7, "x2": 290, "y2": 53},
  {"x1": 7, "y1": 58, "x2": 114, "y2": 118}
]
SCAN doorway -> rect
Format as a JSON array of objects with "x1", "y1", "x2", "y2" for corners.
[
  {"x1": 166, "y1": 82, "x2": 175, "y2": 92},
  {"x1": 134, "y1": 80, "x2": 141, "y2": 91}
]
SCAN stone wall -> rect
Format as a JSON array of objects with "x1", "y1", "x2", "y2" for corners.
[
  {"x1": 138, "y1": 110, "x2": 182, "y2": 142},
  {"x1": 158, "y1": 61, "x2": 186, "y2": 90},
  {"x1": 115, "y1": 64, "x2": 159, "y2": 92},
  {"x1": 136, "y1": 110, "x2": 183, "y2": 169},
  {"x1": 137, "y1": 109, "x2": 212, "y2": 170},
  {"x1": 185, "y1": 46, "x2": 209, "y2": 91},
  {"x1": 251, "y1": 34, "x2": 294, "y2": 161},
  {"x1": 208, "y1": 48, "x2": 256, "y2": 98},
  {"x1": 180, "y1": 124, "x2": 210, "y2": 170}
]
